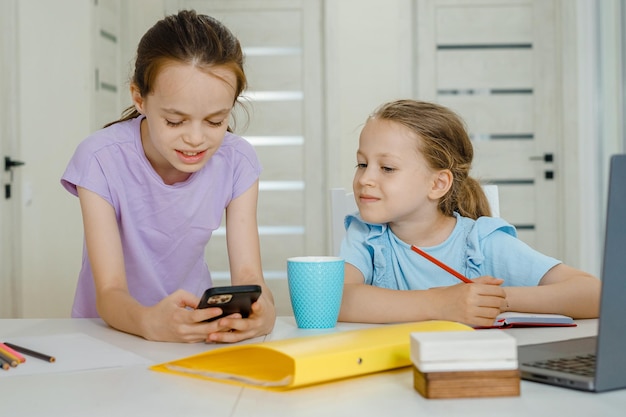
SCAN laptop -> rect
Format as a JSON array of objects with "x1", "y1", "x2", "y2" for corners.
[{"x1": 518, "y1": 154, "x2": 626, "y2": 392}]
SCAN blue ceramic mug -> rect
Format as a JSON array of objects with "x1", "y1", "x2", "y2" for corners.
[{"x1": 287, "y1": 256, "x2": 345, "y2": 329}]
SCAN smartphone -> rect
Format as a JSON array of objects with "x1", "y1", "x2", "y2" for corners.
[{"x1": 196, "y1": 285, "x2": 262, "y2": 322}]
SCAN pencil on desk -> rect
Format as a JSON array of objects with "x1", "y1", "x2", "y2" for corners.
[
  {"x1": 0, "y1": 355, "x2": 17, "y2": 370},
  {"x1": 410, "y1": 245, "x2": 473, "y2": 284},
  {"x1": 0, "y1": 342, "x2": 25, "y2": 363},
  {"x1": 4, "y1": 342, "x2": 56, "y2": 363},
  {"x1": 0, "y1": 356, "x2": 11, "y2": 370},
  {"x1": 0, "y1": 350, "x2": 18, "y2": 368}
]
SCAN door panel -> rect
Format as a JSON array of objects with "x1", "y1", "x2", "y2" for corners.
[
  {"x1": 14, "y1": 0, "x2": 120, "y2": 317},
  {"x1": 254, "y1": 146, "x2": 303, "y2": 180},
  {"x1": 93, "y1": 0, "x2": 122, "y2": 130},
  {"x1": 436, "y1": 4, "x2": 533, "y2": 43},
  {"x1": 245, "y1": 101, "x2": 303, "y2": 135},
  {"x1": 472, "y1": 141, "x2": 537, "y2": 178},
  {"x1": 201, "y1": 9, "x2": 303, "y2": 46},
  {"x1": 245, "y1": 55, "x2": 302, "y2": 90},
  {"x1": 0, "y1": 0, "x2": 19, "y2": 318},
  {"x1": 258, "y1": 190, "x2": 304, "y2": 225},
  {"x1": 437, "y1": 50, "x2": 533, "y2": 89},
  {"x1": 418, "y1": 0, "x2": 561, "y2": 258},
  {"x1": 438, "y1": 95, "x2": 533, "y2": 134}
]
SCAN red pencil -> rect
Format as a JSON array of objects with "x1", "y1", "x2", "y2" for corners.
[
  {"x1": 0, "y1": 342, "x2": 26, "y2": 363},
  {"x1": 410, "y1": 245, "x2": 473, "y2": 284}
]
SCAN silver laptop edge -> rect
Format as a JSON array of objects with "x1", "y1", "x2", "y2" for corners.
[{"x1": 519, "y1": 154, "x2": 626, "y2": 392}]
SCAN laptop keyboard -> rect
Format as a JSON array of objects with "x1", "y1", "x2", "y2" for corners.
[{"x1": 523, "y1": 354, "x2": 596, "y2": 377}]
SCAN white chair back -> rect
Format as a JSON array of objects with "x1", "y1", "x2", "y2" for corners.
[{"x1": 482, "y1": 184, "x2": 500, "y2": 218}]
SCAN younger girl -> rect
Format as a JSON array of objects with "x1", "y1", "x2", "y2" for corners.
[
  {"x1": 338, "y1": 99, "x2": 600, "y2": 327},
  {"x1": 61, "y1": 10, "x2": 275, "y2": 343}
]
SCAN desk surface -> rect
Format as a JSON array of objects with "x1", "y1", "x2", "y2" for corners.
[{"x1": 1, "y1": 317, "x2": 624, "y2": 417}]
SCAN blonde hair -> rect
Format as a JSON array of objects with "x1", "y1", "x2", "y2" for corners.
[{"x1": 370, "y1": 99, "x2": 491, "y2": 219}]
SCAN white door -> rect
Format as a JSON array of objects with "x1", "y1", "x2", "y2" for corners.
[
  {"x1": 417, "y1": 0, "x2": 562, "y2": 258},
  {"x1": 0, "y1": 0, "x2": 21, "y2": 317},
  {"x1": 12, "y1": 0, "x2": 120, "y2": 318}
]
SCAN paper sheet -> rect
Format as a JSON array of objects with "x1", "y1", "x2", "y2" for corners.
[{"x1": 0, "y1": 333, "x2": 152, "y2": 377}]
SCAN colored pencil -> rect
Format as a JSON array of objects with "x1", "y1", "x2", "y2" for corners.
[
  {"x1": 0, "y1": 351, "x2": 18, "y2": 368},
  {"x1": 0, "y1": 356, "x2": 11, "y2": 370},
  {"x1": 0, "y1": 350, "x2": 18, "y2": 367},
  {"x1": 3, "y1": 342, "x2": 56, "y2": 363},
  {"x1": 410, "y1": 245, "x2": 473, "y2": 284},
  {"x1": 0, "y1": 342, "x2": 25, "y2": 363}
]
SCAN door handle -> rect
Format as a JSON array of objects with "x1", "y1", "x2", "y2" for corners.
[
  {"x1": 529, "y1": 153, "x2": 553, "y2": 163},
  {"x1": 4, "y1": 156, "x2": 25, "y2": 171},
  {"x1": 3, "y1": 156, "x2": 25, "y2": 199}
]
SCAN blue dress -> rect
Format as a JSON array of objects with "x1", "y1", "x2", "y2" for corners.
[{"x1": 339, "y1": 212, "x2": 560, "y2": 290}]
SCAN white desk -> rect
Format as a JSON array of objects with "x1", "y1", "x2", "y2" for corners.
[{"x1": 1, "y1": 318, "x2": 624, "y2": 417}]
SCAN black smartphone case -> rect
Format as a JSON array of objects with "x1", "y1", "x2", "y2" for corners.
[{"x1": 197, "y1": 285, "x2": 262, "y2": 322}]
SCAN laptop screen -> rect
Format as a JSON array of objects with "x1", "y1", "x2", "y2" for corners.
[{"x1": 594, "y1": 154, "x2": 626, "y2": 391}]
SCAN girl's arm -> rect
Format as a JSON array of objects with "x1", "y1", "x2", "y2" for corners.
[
  {"x1": 503, "y1": 264, "x2": 601, "y2": 318},
  {"x1": 207, "y1": 180, "x2": 276, "y2": 343},
  {"x1": 77, "y1": 187, "x2": 226, "y2": 342},
  {"x1": 338, "y1": 263, "x2": 507, "y2": 327}
]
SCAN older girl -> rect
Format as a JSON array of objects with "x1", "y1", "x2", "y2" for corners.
[{"x1": 62, "y1": 10, "x2": 275, "y2": 342}]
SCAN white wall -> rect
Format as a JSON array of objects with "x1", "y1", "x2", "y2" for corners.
[{"x1": 566, "y1": 0, "x2": 626, "y2": 276}]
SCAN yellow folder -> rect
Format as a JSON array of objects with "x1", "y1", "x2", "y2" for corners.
[{"x1": 151, "y1": 320, "x2": 472, "y2": 390}]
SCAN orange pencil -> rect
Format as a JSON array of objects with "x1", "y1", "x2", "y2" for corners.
[{"x1": 0, "y1": 342, "x2": 26, "y2": 363}]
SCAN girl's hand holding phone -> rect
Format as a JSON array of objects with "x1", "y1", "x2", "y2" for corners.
[
  {"x1": 136, "y1": 285, "x2": 275, "y2": 343},
  {"x1": 205, "y1": 289, "x2": 276, "y2": 343},
  {"x1": 138, "y1": 289, "x2": 222, "y2": 343},
  {"x1": 196, "y1": 285, "x2": 262, "y2": 321}
]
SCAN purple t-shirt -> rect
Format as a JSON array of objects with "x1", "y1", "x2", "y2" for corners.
[{"x1": 61, "y1": 116, "x2": 261, "y2": 318}]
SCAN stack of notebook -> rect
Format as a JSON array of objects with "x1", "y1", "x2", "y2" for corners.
[{"x1": 410, "y1": 330, "x2": 520, "y2": 399}]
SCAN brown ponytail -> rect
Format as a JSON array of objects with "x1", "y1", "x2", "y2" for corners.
[{"x1": 105, "y1": 10, "x2": 247, "y2": 129}]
